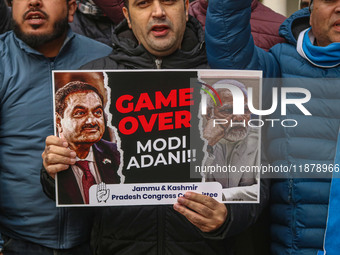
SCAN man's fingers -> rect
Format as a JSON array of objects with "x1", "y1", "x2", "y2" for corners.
[
  {"x1": 182, "y1": 192, "x2": 219, "y2": 209},
  {"x1": 45, "y1": 135, "x2": 68, "y2": 148},
  {"x1": 45, "y1": 163, "x2": 70, "y2": 178},
  {"x1": 177, "y1": 195, "x2": 214, "y2": 218},
  {"x1": 173, "y1": 203, "x2": 207, "y2": 226},
  {"x1": 42, "y1": 135, "x2": 74, "y2": 178},
  {"x1": 42, "y1": 135, "x2": 75, "y2": 167},
  {"x1": 43, "y1": 150, "x2": 75, "y2": 177},
  {"x1": 45, "y1": 145, "x2": 76, "y2": 159},
  {"x1": 174, "y1": 192, "x2": 228, "y2": 232},
  {"x1": 44, "y1": 152, "x2": 75, "y2": 166}
]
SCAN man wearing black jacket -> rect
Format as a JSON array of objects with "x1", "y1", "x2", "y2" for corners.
[
  {"x1": 0, "y1": 0, "x2": 11, "y2": 34},
  {"x1": 41, "y1": 0, "x2": 269, "y2": 253}
]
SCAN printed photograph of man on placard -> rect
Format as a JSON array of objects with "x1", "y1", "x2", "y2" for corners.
[
  {"x1": 54, "y1": 73, "x2": 121, "y2": 205},
  {"x1": 193, "y1": 71, "x2": 262, "y2": 202}
]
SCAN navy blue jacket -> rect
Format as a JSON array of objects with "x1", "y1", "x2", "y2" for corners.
[{"x1": 206, "y1": 2, "x2": 340, "y2": 255}]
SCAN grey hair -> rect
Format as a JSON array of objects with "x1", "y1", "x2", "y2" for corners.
[{"x1": 206, "y1": 79, "x2": 248, "y2": 109}]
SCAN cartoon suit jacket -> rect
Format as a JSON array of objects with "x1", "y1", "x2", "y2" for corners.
[{"x1": 57, "y1": 139, "x2": 120, "y2": 205}]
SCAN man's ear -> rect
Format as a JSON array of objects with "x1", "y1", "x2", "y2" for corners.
[
  {"x1": 122, "y1": 7, "x2": 132, "y2": 29},
  {"x1": 67, "y1": 0, "x2": 77, "y2": 23},
  {"x1": 185, "y1": 0, "x2": 189, "y2": 21},
  {"x1": 56, "y1": 113, "x2": 63, "y2": 136}
]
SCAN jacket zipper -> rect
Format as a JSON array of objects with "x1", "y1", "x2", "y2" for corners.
[
  {"x1": 155, "y1": 58, "x2": 162, "y2": 69},
  {"x1": 155, "y1": 58, "x2": 164, "y2": 254}
]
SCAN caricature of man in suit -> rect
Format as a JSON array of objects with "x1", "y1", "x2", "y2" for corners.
[
  {"x1": 55, "y1": 81, "x2": 120, "y2": 205},
  {"x1": 202, "y1": 80, "x2": 259, "y2": 201}
]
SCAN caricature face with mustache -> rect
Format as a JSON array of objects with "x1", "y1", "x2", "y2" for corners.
[{"x1": 57, "y1": 91, "x2": 105, "y2": 156}]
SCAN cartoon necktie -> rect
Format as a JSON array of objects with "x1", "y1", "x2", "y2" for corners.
[{"x1": 75, "y1": 160, "x2": 96, "y2": 204}]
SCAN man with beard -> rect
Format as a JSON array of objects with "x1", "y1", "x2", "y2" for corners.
[
  {"x1": 0, "y1": 0, "x2": 111, "y2": 253},
  {"x1": 203, "y1": 80, "x2": 259, "y2": 201},
  {"x1": 205, "y1": 0, "x2": 340, "y2": 253},
  {"x1": 41, "y1": 0, "x2": 269, "y2": 253},
  {"x1": 55, "y1": 82, "x2": 120, "y2": 205}
]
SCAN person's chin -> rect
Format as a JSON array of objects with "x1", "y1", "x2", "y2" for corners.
[
  {"x1": 20, "y1": 21, "x2": 48, "y2": 34},
  {"x1": 87, "y1": 135, "x2": 102, "y2": 142},
  {"x1": 26, "y1": 27, "x2": 50, "y2": 34},
  {"x1": 81, "y1": 134, "x2": 102, "y2": 143}
]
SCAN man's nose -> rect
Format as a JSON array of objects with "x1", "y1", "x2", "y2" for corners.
[
  {"x1": 28, "y1": 0, "x2": 42, "y2": 8},
  {"x1": 232, "y1": 114, "x2": 245, "y2": 122},
  {"x1": 85, "y1": 114, "x2": 96, "y2": 125},
  {"x1": 335, "y1": 2, "x2": 340, "y2": 13},
  {"x1": 152, "y1": 1, "x2": 165, "y2": 18}
]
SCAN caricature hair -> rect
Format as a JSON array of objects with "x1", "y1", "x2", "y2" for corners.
[{"x1": 55, "y1": 81, "x2": 104, "y2": 118}]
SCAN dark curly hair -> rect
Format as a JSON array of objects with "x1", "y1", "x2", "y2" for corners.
[{"x1": 55, "y1": 81, "x2": 104, "y2": 118}]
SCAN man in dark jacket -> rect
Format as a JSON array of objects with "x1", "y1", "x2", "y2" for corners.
[
  {"x1": 0, "y1": 0, "x2": 11, "y2": 34},
  {"x1": 42, "y1": 0, "x2": 269, "y2": 253}
]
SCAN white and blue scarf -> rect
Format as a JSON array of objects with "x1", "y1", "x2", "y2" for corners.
[{"x1": 297, "y1": 27, "x2": 340, "y2": 68}]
